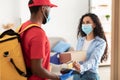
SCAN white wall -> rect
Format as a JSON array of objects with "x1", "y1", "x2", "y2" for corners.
[
  {"x1": 0, "y1": 0, "x2": 21, "y2": 32},
  {"x1": 20, "y1": 0, "x2": 30, "y2": 23}
]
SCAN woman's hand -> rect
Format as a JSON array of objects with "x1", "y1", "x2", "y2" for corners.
[{"x1": 73, "y1": 61, "x2": 81, "y2": 72}]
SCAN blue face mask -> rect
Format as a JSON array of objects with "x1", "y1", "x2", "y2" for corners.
[
  {"x1": 46, "y1": 14, "x2": 51, "y2": 23},
  {"x1": 82, "y1": 24, "x2": 93, "y2": 35},
  {"x1": 42, "y1": 13, "x2": 51, "y2": 24},
  {"x1": 42, "y1": 7, "x2": 51, "y2": 24}
]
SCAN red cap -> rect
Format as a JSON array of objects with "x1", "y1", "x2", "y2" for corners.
[{"x1": 28, "y1": 0, "x2": 57, "y2": 7}]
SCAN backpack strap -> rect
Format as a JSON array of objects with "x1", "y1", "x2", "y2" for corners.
[{"x1": 17, "y1": 24, "x2": 40, "y2": 34}]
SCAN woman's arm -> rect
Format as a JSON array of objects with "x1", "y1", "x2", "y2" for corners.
[{"x1": 73, "y1": 40, "x2": 106, "y2": 73}]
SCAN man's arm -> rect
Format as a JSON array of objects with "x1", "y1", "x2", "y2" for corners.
[{"x1": 31, "y1": 59, "x2": 60, "y2": 80}]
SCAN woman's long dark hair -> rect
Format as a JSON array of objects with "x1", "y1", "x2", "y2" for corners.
[{"x1": 77, "y1": 13, "x2": 108, "y2": 63}]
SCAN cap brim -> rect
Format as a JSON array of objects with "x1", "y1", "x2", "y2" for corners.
[
  {"x1": 29, "y1": 4, "x2": 57, "y2": 7},
  {"x1": 48, "y1": 3, "x2": 57, "y2": 7}
]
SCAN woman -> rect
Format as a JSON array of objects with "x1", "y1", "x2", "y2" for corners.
[{"x1": 73, "y1": 13, "x2": 108, "y2": 80}]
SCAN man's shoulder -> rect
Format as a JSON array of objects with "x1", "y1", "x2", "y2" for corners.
[{"x1": 21, "y1": 21, "x2": 43, "y2": 33}]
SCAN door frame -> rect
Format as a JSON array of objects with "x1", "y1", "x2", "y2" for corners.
[{"x1": 111, "y1": 0, "x2": 120, "y2": 80}]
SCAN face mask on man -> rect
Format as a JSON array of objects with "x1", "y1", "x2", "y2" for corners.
[
  {"x1": 46, "y1": 14, "x2": 51, "y2": 23},
  {"x1": 42, "y1": 13, "x2": 50, "y2": 24},
  {"x1": 82, "y1": 24, "x2": 93, "y2": 35},
  {"x1": 42, "y1": 7, "x2": 51, "y2": 24}
]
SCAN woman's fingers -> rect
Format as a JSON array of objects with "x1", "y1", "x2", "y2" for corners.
[{"x1": 73, "y1": 61, "x2": 80, "y2": 71}]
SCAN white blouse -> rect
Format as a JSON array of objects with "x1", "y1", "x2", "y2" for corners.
[{"x1": 82, "y1": 39, "x2": 94, "y2": 51}]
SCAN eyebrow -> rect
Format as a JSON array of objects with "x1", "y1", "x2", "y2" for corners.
[{"x1": 82, "y1": 21, "x2": 91, "y2": 24}]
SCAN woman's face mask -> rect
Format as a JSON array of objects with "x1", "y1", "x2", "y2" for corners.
[{"x1": 82, "y1": 24, "x2": 93, "y2": 35}]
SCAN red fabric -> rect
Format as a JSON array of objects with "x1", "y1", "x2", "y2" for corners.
[
  {"x1": 20, "y1": 20, "x2": 50, "y2": 80},
  {"x1": 28, "y1": 0, "x2": 57, "y2": 7}
]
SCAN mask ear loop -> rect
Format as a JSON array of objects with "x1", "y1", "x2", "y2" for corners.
[
  {"x1": 41, "y1": 7, "x2": 47, "y2": 18},
  {"x1": 41, "y1": 6, "x2": 51, "y2": 23},
  {"x1": 42, "y1": 6, "x2": 50, "y2": 19}
]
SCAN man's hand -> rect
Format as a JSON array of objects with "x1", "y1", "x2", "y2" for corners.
[{"x1": 60, "y1": 70, "x2": 73, "y2": 80}]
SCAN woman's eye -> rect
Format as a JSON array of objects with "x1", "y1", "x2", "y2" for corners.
[
  {"x1": 82, "y1": 21, "x2": 91, "y2": 24},
  {"x1": 86, "y1": 21, "x2": 91, "y2": 24}
]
